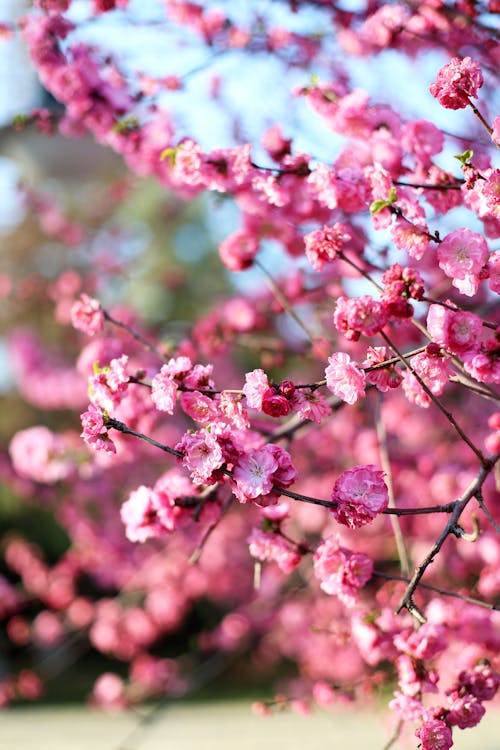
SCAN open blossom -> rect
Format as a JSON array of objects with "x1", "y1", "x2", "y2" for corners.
[
  {"x1": 233, "y1": 444, "x2": 296, "y2": 504},
  {"x1": 427, "y1": 304, "x2": 482, "y2": 356},
  {"x1": 9, "y1": 426, "x2": 73, "y2": 483},
  {"x1": 88, "y1": 355, "x2": 129, "y2": 413},
  {"x1": 402, "y1": 351, "x2": 451, "y2": 408},
  {"x1": 325, "y1": 352, "x2": 366, "y2": 405},
  {"x1": 290, "y1": 389, "x2": 332, "y2": 423},
  {"x1": 70, "y1": 293, "x2": 104, "y2": 336},
  {"x1": 446, "y1": 693, "x2": 485, "y2": 729},
  {"x1": 313, "y1": 535, "x2": 373, "y2": 607},
  {"x1": 120, "y1": 484, "x2": 176, "y2": 542},
  {"x1": 430, "y1": 56, "x2": 483, "y2": 109},
  {"x1": 219, "y1": 229, "x2": 259, "y2": 271},
  {"x1": 175, "y1": 429, "x2": 224, "y2": 485},
  {"x1": 437, "y1": 228, "x2": 488, "y2": 296},
  {"x1": 331, "y1": 465, "x2": 388, "y2": 528},
  {"x1": 243, "y1": 368, "x2": 270, "y2": 410},
  {"x1": 303, "y1": 223, "x2": 350, "y2": 271},
  {"x1": 415, "y1": 719, "x2": 453, "y2": 750},
  {"x1": 333, "y1": 295, "x2": 388, "y2": 340},
  {"x1": 151, "y1": 356, "x2": 198, "y2": 414},
  {"x1": 394, "y1": 623, "x2": 447, "y2": 660},
  {"x1": 247, "y1": 528, "x2": 301, "y2": 574}
]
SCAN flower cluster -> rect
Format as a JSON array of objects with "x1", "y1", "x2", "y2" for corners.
[
  {"x1": 429, "y1": 56, "x2": 483, "y2": 110},
  {"x1": 330, "y1": 465, "x2": 388, "y2": 528},
  {"x1": 313, "y1": 535, "x2": 373, "y2": 607}
]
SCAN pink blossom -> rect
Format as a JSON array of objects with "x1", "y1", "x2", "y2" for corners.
[
  {"x1": 261, "y1": 388, "x2": 291, "y2": 418},
  {"x1": 395, "y1": 623, "x2": 447, "y2": 660},
  {"x1": 219, "y1": 229, "x2": 259, "y2": 271},
  {"x1": 290, "y1": 389, "x2": 332, "y2": 423},
  {"x1": 70, "y1": 293, "x2": 104, "y2": 336},
  {"x1": 363, "y1": 346, "x2": 402, "y2": 392},
  {"x1": 437, "y1": 228, "x2": 488, "y2": 296},
  {"x1": 80, "y1": 404, "x2": 116, "y2": 453},
  {"x1": 331, "y1": 465, "x2": 388, "y2": 528},
  {"x1": 233, "y1": 446, "x2": 278, "y2": 501},
  {"x1": 120, "y1": 484, "x2": 176, "y2": 542},
  {"x1": 415, "y1": 719, "x2": 453, "y2": 750},
  {"x1": 402, "y1": 352, "x2": 451, "y2": 408},
  {"x1": 175, "y1": 429, "x2": 224, "y2": 485},
  {"x1": 92, "y1": 673, "x2": 127, "y2": 709},
  {"x1": 447, "y1": 694, "x2": 485, "y2": 729},
  {"x1": 333, "y1": 295, "x2": 388, "y2": 340},
  {"x1": 430, "y1": 56, "x2": 483, "y2": 109},
  {"x1": 9, "y1": 426, "x2": 72, "y2": 483},
  {"x1": 325, "y1": 352, "x2": 366, "y2": 405},
  {"x1": 151, "y1": 368, "x2": 178, "y2": 414},
  {"x1": 487, "y1": 250, "x2": 500, "y2": 294},
  {"x1": 401, "y1": 119, "x2": 444, "y2": 163},
  {"x1": 247, "y1": 528, "x2": 301, "y2": 573},
  {"x1": 180, "y1": 391, "x2": 218, "y2": 424},
  {"x1": 427, "y1": 304, "x2": 483, "y2": 355},
  {"x1": 243, "y1": 369, "x2": 270, "y2": 410},
  {"x1": 88, "y1": 356, "x2": 130, "y2": 413},
  {"x1": 389, "y1": 692, "x2": 425, "y2": 721},
  {"x1": 313, "y1": 535, "x2": 373, "y2": 606},
  {"x1": 303, "y1": 223, "x2": 350, "y2": 271},
  {"x1": 457, "y1": 664, "x2": 500, "y2": 701}
]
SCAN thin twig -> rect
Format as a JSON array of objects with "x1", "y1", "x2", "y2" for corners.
[{"x1": 374, "y1": 394, "x2": 411, "y2": 576}]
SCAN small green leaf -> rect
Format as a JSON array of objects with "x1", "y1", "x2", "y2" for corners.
[
  {"x1": 388, "y1": 186, "x2": 397, "y2": 204},
  {"x1": 370, "y1": 199, "x2": 390, "y2": 214},
  {"x1": 160, "y1": 147, "x2": 178, "y2": 165},
  {"x1": 454, "y1": 149, "x2": 473, "y2": 166}
]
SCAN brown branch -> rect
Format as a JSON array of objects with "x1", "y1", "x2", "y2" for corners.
[{"x1": 395, "y1": 456, "x2": 500, "y2": 620}]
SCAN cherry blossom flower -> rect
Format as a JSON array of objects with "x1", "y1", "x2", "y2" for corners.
[
  {"x1": 303, "y1": 223, "x2": 350, "y2": 271},
  {"x1": 447, "y1": 693, "x2": 485, "y2": 729},
  {"x1": 243, "y1": 368, "x2": 270, "y2": 410},
  {"x1": 313, "y1": 535, "x2": 373, "y2": 606},
  {"x1": 325, "y1": 352, "x2": 366, "y2": 404},
  {"x1": 333, "y1": 295, "x2": 388, "y2": 340},
  {"x1": 331, "y1": 465, "x2": 388, "y2": 528},
  {"x1": 363, "y1": 346, "x2": 402, "y2": 392},
  {"x1": 261, "y1": 388, "x2": 291, "y2": 417},
  {"x1": 437, "y1": 228, "x2": 488, "y2": 296},
  {"x1": 247, "y1": 528, "x2": 301, "y2": 573},
  {"x1": 70, "y1": 293, "x2": 104, "y2": 336},
  {"x1": 430, "y1": 56, "x2": 483, "y2": 109},
  {"x1": 120, "y1": 485, "x2": 176, "y2": 542},
  {"x1": 457, "y1": 664, "x2": 500, "y2": 701},
  {"x1": 80, "y1": 404, "x2": 116, "y2": 453},
  {"x1": 427, "y1": 304, "x2": 483, "y2": 355},
  {"x1": 290, "y1": 389, "x2": 332, "y2": 422},
  {"x1": 415, "y1": 719, "x2": 453, "y2": 750},
  {"x1": 175, "y1": 429, "x2": 224, "y2": 485}
]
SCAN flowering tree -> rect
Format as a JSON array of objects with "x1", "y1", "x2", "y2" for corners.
[{"x1": 2, "y1": 1, "x2": 500, "y2": 748}]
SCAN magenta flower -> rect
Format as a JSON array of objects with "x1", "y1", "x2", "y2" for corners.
[
  {"x1": 325, "y1": 352, "x2": 366, "y2": 405},
  {"x1": 303, "y1": 223, "x2": 350, "y2": 271},
  {"x1": 415, "y1": 719, "x2": 453, "y2": 750},
  {"x1": 430, "y1": 56, "x2": 483, "y2": 109},
  {"x1": 331, "y1": 465, "x2": 388, "y2": 528}
]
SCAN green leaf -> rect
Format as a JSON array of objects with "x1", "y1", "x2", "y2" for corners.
[
  {"x1": 388, "y1": 186, "x2": 397, "y2": 204},
  {"x1": 454, "y1": 149, "x2": 474, "y2": 166},
  {"x1": 370, "y1": 199, "x2": 390, "y2": 214},
  {"x1": 160, "y1": 147, "x2": 178, "y2": 166}
]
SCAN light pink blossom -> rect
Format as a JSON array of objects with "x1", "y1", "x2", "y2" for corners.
[
  {"x1": 437, "y1": 228, "x2": 488, "y2": 297},
  {"x1": 325, "y1": 352, "x2": 366, "y2": 405},
  {"x1": 70, "y1": 293, "x2": 104, "y2": 336}
]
